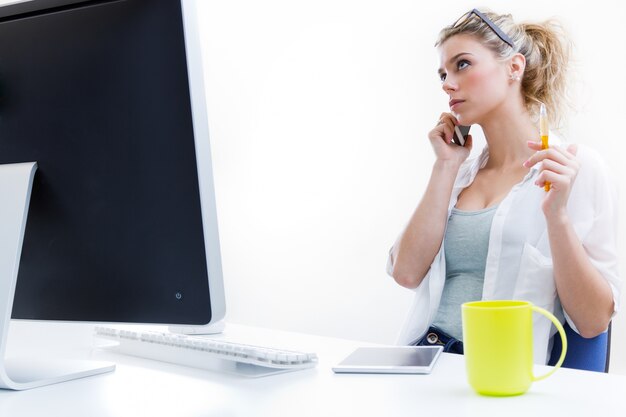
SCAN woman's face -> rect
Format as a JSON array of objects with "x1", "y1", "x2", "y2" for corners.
[{"x1": 437, "y1": 34, "x2": 510, "y2": 125}]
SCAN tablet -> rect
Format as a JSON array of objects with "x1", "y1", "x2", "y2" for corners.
[{"x1": 332, "y1": 346, "x2": 443, "y2": 374}]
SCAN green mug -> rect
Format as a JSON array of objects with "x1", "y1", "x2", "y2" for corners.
[{"x1": 461, "y1": 300, "x2": 567, "y2": 396}]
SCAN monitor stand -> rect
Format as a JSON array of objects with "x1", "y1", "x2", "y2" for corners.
[{"x1": 0, "y1": 162, "x2": 115, "y2": 390}]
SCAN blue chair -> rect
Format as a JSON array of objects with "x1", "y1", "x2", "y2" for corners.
[{"x1": 548, "y1": 321, "x2": 611, "y2": 372}]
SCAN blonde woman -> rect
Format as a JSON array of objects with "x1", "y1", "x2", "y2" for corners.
[{"x1": 387, "y1": 9, "x2": 620, "y2": 364}]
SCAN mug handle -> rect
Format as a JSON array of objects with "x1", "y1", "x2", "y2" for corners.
[{"x1": 531, "y1": 305, "x2": 568, "y2": 381}]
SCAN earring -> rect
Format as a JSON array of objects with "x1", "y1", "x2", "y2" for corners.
[{"x1": 510, "y1": 74, "x2": 521, "y2": 81}]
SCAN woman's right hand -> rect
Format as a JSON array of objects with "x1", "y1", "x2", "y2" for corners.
[{"x1": 428, "y1": 112, "x2": 473, "y2": 167}]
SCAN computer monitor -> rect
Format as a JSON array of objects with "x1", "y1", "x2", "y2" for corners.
[{"x1": 0, "y1": 0, "x2": 225, "y2": 388}]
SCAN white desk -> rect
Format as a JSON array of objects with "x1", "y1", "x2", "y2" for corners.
[{"x1": 1, "y1": 321, "x2": 625, "y2": 417}]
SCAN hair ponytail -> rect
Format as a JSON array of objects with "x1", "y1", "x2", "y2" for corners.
[{"x1": 517, "y1": 21, "x2": 572, "y2": 129}]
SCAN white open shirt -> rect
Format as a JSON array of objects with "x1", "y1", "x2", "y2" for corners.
[{"x1": 387, "y1": 139, "x2": 621, "y2": 364}]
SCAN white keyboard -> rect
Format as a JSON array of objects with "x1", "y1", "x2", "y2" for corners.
[{"x1": 94, "y1": 326, "x2": 318, "y2": 377}]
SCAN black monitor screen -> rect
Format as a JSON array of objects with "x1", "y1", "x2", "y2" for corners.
[{"x1": 0, "y1": 0, "x2": 215, "y2": 324}]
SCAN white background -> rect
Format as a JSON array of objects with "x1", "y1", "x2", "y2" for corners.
[{"x1": 195, "y1": 0, "x2": 626, "y2": 374}]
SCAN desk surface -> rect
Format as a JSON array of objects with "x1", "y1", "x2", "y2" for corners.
[{"x1": 1, "y1": 321, "x2": 625, "y2": 417}]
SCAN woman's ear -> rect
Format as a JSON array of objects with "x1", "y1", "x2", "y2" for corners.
[{"x1": 509, "y1": 53, "x2": 526, "y2": 81}]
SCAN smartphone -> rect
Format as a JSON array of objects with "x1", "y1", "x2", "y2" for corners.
[
  {"x1": 332, "y1": 346, "x2": 443, "y2": 374},
  {"x1": 452, "y1": 125, "x2": 471, "y2": 146}
]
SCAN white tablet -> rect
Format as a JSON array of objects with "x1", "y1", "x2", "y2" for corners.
[{"x1": 332, "y1": 346, "x2": 443, "y2": 374}]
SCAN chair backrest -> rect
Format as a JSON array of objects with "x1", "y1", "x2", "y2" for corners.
[{"x1": 548, "y1": 321, "x2": 611, "y2": 373}]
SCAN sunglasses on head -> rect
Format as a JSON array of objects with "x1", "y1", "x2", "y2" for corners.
[{"x1": 452, "y1": 9, "x2": 515, "y2": 48}]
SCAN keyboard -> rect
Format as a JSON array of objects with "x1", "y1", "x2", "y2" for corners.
[{"x1": 94, "y1": 326, "x2": 318, "y2": 377}]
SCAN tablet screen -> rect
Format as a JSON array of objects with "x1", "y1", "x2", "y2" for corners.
[{"x1": 332, "y1": 346, "x2": 443, "y2": 374}]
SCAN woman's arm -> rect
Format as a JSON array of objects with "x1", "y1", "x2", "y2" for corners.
[
  {"x1": 546, "y1": 212, "x2": 614, "y2": 337},
  {"x1": 391, "y1": 160, "x2": 461, "y2": 289},
  {"x1": 391, "y1": 113, "x2": 471, "y2": 289},
  {"x1": 525, "y1": 142, "x2": 614, "y2": 337}
]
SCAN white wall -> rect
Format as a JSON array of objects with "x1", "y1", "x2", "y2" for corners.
[{"x1": 197, "y1": 0, "x2": 626, "y2": 374}]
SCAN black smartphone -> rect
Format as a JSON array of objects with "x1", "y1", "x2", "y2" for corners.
[{"x1": 452, "y1": 125, "x2": 471, "y2": 146}]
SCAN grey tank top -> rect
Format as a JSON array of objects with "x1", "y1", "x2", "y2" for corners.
[{"x1": 431, "y1": 204, "x2": 498, "y2": 341}]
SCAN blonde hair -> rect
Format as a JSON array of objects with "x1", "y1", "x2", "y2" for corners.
[{"x1": 435, "y1": 10, "x2": 572, "y2": 130}]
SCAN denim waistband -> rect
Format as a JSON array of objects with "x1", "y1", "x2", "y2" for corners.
[{"x1": 415, "y1": 325, "x2": 464, "y2": 355}]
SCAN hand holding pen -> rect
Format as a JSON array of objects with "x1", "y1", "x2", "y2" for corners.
[{"x1": 523, "y1": 109, "x2": 580, "y2": 218}]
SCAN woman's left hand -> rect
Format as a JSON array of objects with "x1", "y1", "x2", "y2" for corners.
[{"x1": 523, "y1": 141, "x2": 580, "y2": 219}]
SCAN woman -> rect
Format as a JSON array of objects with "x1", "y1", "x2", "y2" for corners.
[{"x1": 386, "y1": 9, "x2": 620, "y2": 364}]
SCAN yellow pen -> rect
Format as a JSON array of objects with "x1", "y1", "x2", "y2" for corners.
[{"x1": 539, "y1": 103, "x2": 550, "y2": 192}]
